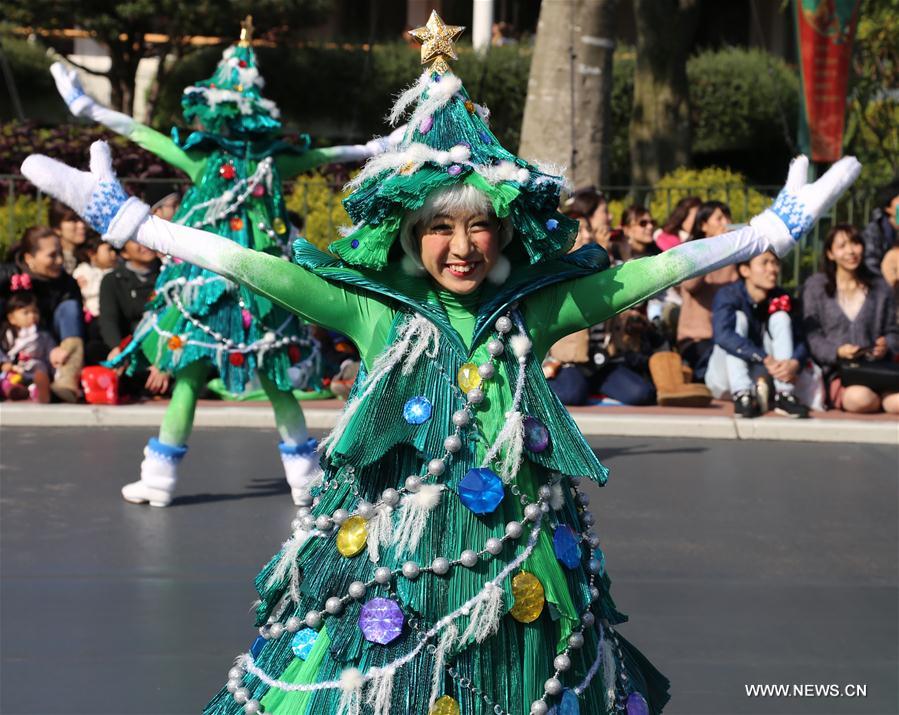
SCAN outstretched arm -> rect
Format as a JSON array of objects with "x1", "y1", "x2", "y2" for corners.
[
  {"x1": 529, "y1": 156, "x2": 862, "y2": 353},
  {"x1": 21, "y1": 142, "x2": 374, "y2": 340},
  {"x1": 275, "y1": 125, "x2": 407, "y2": 178},
  {"x1": 51, "y1": 63, "x2": 205, "y2": 182}
]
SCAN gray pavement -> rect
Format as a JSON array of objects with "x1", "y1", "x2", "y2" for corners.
[{"x1": 1, "y1": 427, "x2": 896, "y2": 715}]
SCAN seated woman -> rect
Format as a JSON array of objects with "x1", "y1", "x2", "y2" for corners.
[
  {"x1": 22, "y1": 40, "x2": 860, "y2": 715},
  {"x1": 802, "y1": 224, "x2": 899, "y2": 413},
  {"x1": 0, "y1": 226, "x2": 85, "y2": 401}
]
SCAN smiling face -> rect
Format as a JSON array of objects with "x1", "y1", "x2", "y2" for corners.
[
  {"x1": 418, "y1": 210, "x2": 500, "y2": 294},
  {"x1": 826, "y1": 229, "x2": 863, "y2": 273},
  {"x1": 700, "y1": 207, "x2": 730, "y2": 237},
  {"x1": 739, "y1": 251, "x2": 781, "y2": 293},
  {"x1": 623, "y1": 211, "x2": 655, "y2": 246},
  {"x1": 23, "y1": 236, "x2": 63, "y2": 279},
  {"x1": 7, "y1": 302, "x2": 40, "y2": 330}
]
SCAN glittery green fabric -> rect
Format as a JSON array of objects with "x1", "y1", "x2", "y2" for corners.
[
  {"x1": 202, "y1": 243, "x2": 670, "y2": 715},
  {"x1": 110, "y1": 140, "x2": 319, "y2": 394}
]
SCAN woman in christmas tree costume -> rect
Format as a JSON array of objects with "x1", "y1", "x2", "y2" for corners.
[
  {"x1": 50, "y1": 22, "x2": 403, "y2": 508},
  {"x1": 25, "y1": 12, "x2": 860, "y2": 714}
]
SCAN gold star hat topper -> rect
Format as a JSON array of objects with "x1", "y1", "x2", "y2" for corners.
[
  {"x1": 409, "y1": 10, "x2": 465, "y2": 75},
  {"x1": 238, "y1": 15, "x2": 254, "y2": 47}
]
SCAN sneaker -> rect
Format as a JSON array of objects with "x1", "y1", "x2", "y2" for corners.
[
  {"x1": 733, "y1": 390, "x2": 759, "y2": 419},
  {"x1": 755, "y1": 376, "x2": 770, "y2": 414},
  {"x1": 773, "y1": 392, "x2": 809, "y2": 419}
]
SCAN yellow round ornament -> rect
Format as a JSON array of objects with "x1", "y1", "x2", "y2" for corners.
[
  {"x1": 273, "y1": 218, "x2": 287, "y2": 234},
  {"x1": 336, "y1": 515, "x2": 368, "y2": 557},
  {"x1": 430, "y1": 695, "x2": 460, "y2": 715},
  {"x1": 457, "y1": 362, "x2": 482, "y2": 394},
  {"x1": 509, "y1": 571, "x2": 545, "y2": 623}
]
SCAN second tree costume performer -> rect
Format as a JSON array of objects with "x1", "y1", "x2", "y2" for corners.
[
  {"x1": 24, "y1": 12, "x2": 860, "y2": 715},
  {"x1": 49, "y1": 19, "x2": 403, "y2": 507}
]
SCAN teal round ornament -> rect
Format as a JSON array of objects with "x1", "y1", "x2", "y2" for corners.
[{"x1": 290, "y1": 628, "x2": 318, "y2": 660}]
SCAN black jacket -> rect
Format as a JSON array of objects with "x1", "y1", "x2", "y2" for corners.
[{"x1": 98, "y1": 261, "x2": 159, "y2": 350}]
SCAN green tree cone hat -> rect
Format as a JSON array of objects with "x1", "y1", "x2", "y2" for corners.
[
  {"x1": 181, "y1": 17, "x2": 282, "y2": 136},
  {"x1": 330, "y1": 11, "x2": 577, "y2": 271}
]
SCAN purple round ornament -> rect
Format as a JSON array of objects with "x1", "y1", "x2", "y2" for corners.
[
  {"x1": 419, "y1": 115, "x2": 434, "y2": 134},
  {"x1": 523, "y1": 416, "x2": 550, "y2": 453},
  {"x1": 358, "y1": 598, "x2": 405, "y2": 645},
  {"x1": 626, "y1": 692, "x2": 650, "y2": 715},
  {"x1": 350, "y1": 239, "x2": 360, "y2": 249},
  {"x1": 447, "y1": 164, "x2": 463, "y2": 176}
]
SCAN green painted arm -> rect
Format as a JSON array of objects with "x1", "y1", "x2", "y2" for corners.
[
  {"x1": 528, "y1": 225, "x2": 776, "y2": 355},
  {"x1": 128, "y1": 124, "x2": 206, "y2": 183},
  {"x1": 133, "y1": 216, "x2": 390, "y2": 351}
]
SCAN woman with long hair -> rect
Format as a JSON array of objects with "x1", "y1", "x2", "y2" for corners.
[{"x1": 802, "y1": 224, "x2": 899, "y2": 413}]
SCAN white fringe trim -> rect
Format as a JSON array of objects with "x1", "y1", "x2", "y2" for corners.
[{"x1": 393, "y1": 484, "x2": 443, "y2": 556}]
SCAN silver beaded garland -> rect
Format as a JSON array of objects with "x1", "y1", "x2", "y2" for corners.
[
  {"x1": 568, "y1": 632, "x2": 585, "y2": 649},
  {"x1": 495, "y1": 316, "x2": 512, "y2": 333},
  {"x1": 505, "y1": 521, "x2": 523, "y2": 539},
  {"x1": 581, "y1": 612, "x2": 595, "y2": 627},
  {"x1": 428, "y1": 458, "x2": 447, "y2": 476},
  {"x1": 268, "y1": 622, "x2": 284, "y2": 639},
  {"x1": 402, "y1": 561, "x2": 421, "y2": 579},
  {"x1": 524, "y1": 503, "x2": 542, "y2": 522},
  {"x1": 477, "y1": 363, "x2": 495, "y2": 379},
  {"x1": 331, "y1": 508, "x2": 350, "y2": 525},
  {"x1": 381, "y1": 488, "x2": 400, "y2": 506},
  {"x1": 304, "y1": 610, "x2": 322, "y2": 628},
  {"x1": 553, "y1": 654, "x2": 571, "y2": 672},
  {"x1": 404, "y1": 476, "x2": 422, "y2": 492},
  {"x1": 228, "y1": 667, "x2": 244, "y2": 680},
  {"x1": 530, "y1": 700, "x2": 548, "y2": 715},
  {"x1": 357, "y1": 501, "x2": 375, "y2": 519},
  {"x1": 452, "y1": 409, "x2": 470, "y2": 427},
  {"x1": 233, "y1": 687, "x2": 250, "y2": 704},
  {"x1": 285, "y1": 616, "x2": 301, "y2": 633},
  {"x1": 431, "y1": 556, "x2": 450, "y2": 575},
  {"x1": 244, "y1": 700, "x2": 261, "y2": 714},
  {"x1": 459, "y1": 549, "x2": 479, "y2": 567},
  {"x1": 486, "y1": 339, "x2": 504, "y2": 356},
  {"x1": 443, "y1": 435, "x2": 462, "y2": 453},
  {"x1": 485, "y1": 537, "x2": 503, "y2": 555},
  {"x1": 467, "y1": 387, "x2": 484, "y2": 404},
  {"x1": 544, "y1": 677, "x2": 563, "y2": 695},
  {"x1": 348, "y1": 581, "x2": 367, "y2": 599},
  {"x1": 374, "y1": 567, "x2": 392, "y2": 584},
  {"x1": 325, "y1": 597, "x2": 344, "y2": 615},
  {"x1": 588, "y1": 558, "x2": 603, "y2": 574},
  {"x1": 315, "y1": 515, "x2": 333, "y2": 531},
  {"x1": 227, "y1": 679, "x2": 241, "y2": 693}
]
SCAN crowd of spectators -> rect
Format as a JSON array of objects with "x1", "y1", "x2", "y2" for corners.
[
  {"x1": 2, "y1": 179, "x2": 898, "y2": 417},
  {"x1": 544, "y1": 179, "x2": 899, "y2": 417}
]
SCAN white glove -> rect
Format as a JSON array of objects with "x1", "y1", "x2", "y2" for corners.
[
  {"x1": 50, "y1": 62, "x2": 96, "y2": 116},
  {"x1": 750, "y1": 155, "x2": 862, "y2": 257},
  {"x1": 21, "y1": 141, "x2": 149, "y2": 248},
  {"x1": 364, "y1": 124, "x2": 409, "y2": 156}
]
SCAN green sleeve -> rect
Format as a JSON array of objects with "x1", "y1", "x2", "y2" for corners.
[
  {"x1": 128, "y1": 124, "x2": 206, "y2": 182},
  {"x1": 526, "y1": 225, "x2": 774, "y2": 356},
  {"x1": 274, "y1": 149, "x2": 331, "y2": 178}
]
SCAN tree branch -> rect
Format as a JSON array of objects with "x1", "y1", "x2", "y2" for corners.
[{"x1": 62, "y1": 57, "x2": 110, "y2": 78}]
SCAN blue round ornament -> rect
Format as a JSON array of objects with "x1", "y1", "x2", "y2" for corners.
[
  {"x1": 553, "y1": 525, "x2": 581, "y2": 570},
  {"x1": 546, "y1": 218, "x2": 560, "y2": 231},
  {"x1": 458, "y1": 467, "x2": 505, "y2": 514},
  {"x1": 403, "y1": 396, "x2": 432, "y2": 425},
  {"x1": 560, "y1": 689, "x2": 580, "y2": 715},
  {"x1": 290, "y1": 628, "x2": 318, "y2": 660},
  {"x1": 523, "y1": 416, "x2": 550, "y2": 453}
]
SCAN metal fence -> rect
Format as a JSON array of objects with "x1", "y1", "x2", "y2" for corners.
[{"x1": 2, "y1": 174, "x2": 875, "y2": 288}]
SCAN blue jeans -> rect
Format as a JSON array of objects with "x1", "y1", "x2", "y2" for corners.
[
  {"x1": 705, "y1": 310, "x2": 795, "y2": 397},
  {"x1": 598, "y1": 363, "x2": 656, "y2": 405},
  {"x1": 53, "y1": 299, "x2": 84, "y2": 340}
]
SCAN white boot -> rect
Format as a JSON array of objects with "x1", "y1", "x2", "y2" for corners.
[
  {"x1": 121, "y1": 438, "x2": 187, "y2": 507},
  {"x1": 279, "y1": 438, "x2": 323, "y2": 506}
]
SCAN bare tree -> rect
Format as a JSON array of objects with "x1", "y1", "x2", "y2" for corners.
[
  {"x1": 629, "y1": 0, "x2": 700, "y2": 193},
  {"x1": 519, "y1": 0, "x2": 619, "y2": 188}
]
